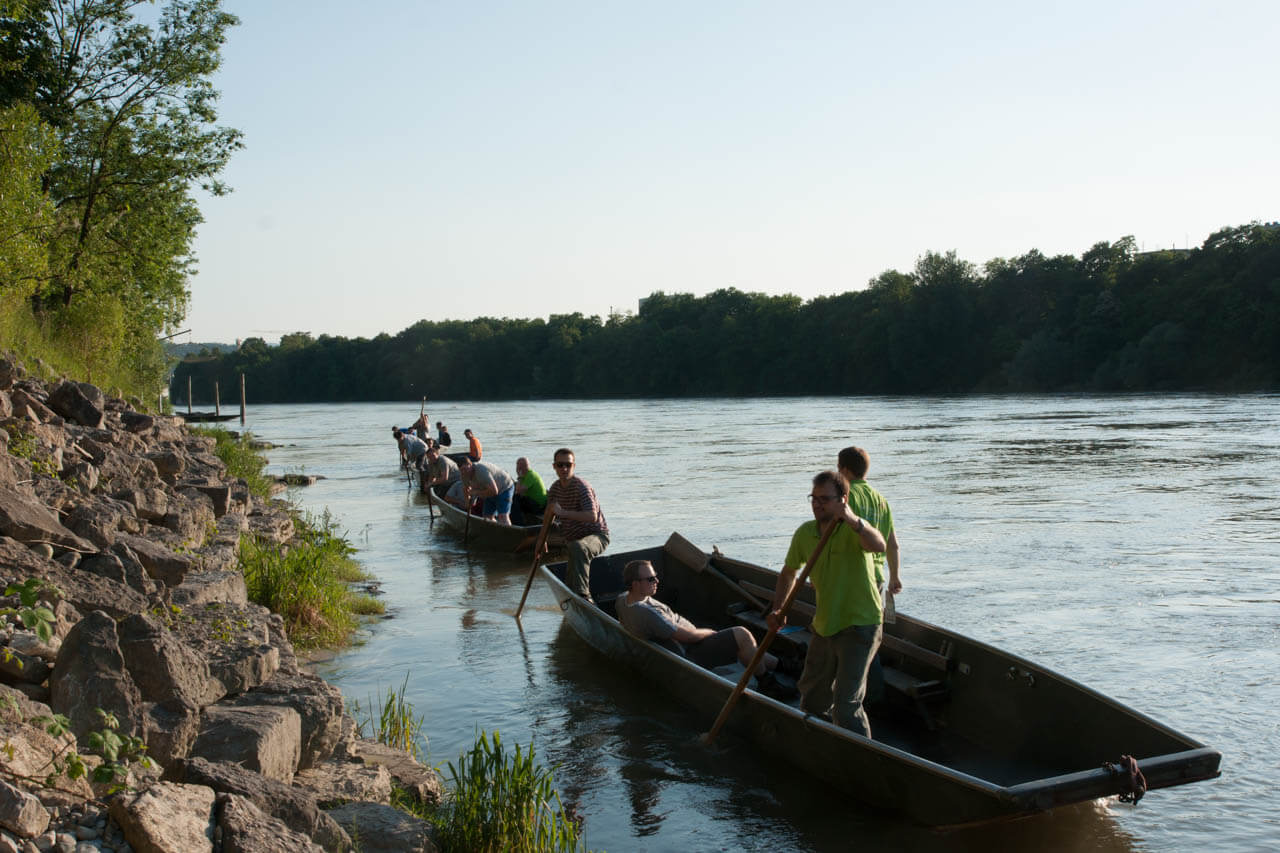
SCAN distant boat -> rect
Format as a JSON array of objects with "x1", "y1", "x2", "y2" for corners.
[
  {"x1": 540, "y1": 533, "x2": 1222, "y2": 827},
  {"x1": 425, "y1": 480, "x2": 563, "y2": 554},
  {"x1": 178, "y1": 411, "x2": 238, "y2": 422}
]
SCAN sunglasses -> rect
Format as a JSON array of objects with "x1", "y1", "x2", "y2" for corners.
[
  {"x1": 638, "y1": 575, "x2": 658, "y2": 583},
  {"x1": 553, "y1": 461, "x2": 574, "y2": 469}
]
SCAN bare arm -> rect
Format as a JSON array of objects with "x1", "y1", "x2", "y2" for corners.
[
  {"x1": 671, "y1": 624, "x2": 715, "y2": 643},
  {"x1": 766, "y1": 565, "x2": 799, "y2": 630},
  {"x1": 887, "y1": 530, "x2": 902, "y2": 594}
]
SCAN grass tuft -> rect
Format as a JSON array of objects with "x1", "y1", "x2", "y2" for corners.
[
  {"x1": 432, "y1": 729, "x2": 589, "y2": 853},
  {"x1": 350, "y1": 673, "x2": 426, "y2": 761},
  {"x1": 191, "y1": 426, "x2": 274, "y2": 499}
]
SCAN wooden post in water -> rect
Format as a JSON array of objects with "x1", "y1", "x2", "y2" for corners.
[
  {"x1": 187, "y1": 376, "x2": 192, "y2": 415},
  {"x1": 239, "y1": 374, "x2": 246, "y2": 424},
  {"x1": 214, "y1": 381, "x2": 220, "y2": 416}
]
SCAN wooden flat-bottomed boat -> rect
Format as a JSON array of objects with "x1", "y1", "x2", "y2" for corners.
[
  {"x1": 539, "y1": 533, "x2": 1221, "y2": 827},
  {"x1": 425, "y1": 481, "x2": 563, "y2": 554}
]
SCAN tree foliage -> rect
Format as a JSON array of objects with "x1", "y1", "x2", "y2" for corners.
[
  {"x1": 173, "y1": 223, "x2": 1280, "y2": 403},
  {"x1": 1, "y1": 0, "x2": 239, "y2": 396}
]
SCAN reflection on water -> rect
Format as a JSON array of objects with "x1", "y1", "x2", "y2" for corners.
[{"x1": 249, "y1": 394, "x2": 1279, "y2": 851}]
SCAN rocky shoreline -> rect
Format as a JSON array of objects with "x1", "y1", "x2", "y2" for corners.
[{"x1": 0, "y1": 357, "x2": 441, "y2": 853}]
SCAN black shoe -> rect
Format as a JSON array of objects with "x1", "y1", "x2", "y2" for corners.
[
  {"x1": 756, "y1": 671, "x2": 799, "y2": 701},
  {"x1": 775, "y1": 655, "x2": 804, "y2": 678}
]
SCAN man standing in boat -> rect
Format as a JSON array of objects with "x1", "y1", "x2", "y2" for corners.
[
  {"x1": 544, "y1": 448, "x2": 609, "y2": 602},
  {"x1": 458, "y1": 457, "x2": 516, "y2": 525},
  {"x1": 768, "y1": 470, "x2": 885, "y2": 738},
  {"x1": 838, "y1": 445, "x2": 901, "y2": 706}
]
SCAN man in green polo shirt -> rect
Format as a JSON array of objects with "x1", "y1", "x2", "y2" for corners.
[{"x1": 768, "y1": 470, "x2": 886, "y2": 738}]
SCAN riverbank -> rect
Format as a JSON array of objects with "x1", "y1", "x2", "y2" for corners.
[{"x1": 0, "y1": 356, "x2": 442, "y2": 851}]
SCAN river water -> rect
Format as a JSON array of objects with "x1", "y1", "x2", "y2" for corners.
[{"x1": 237, "y1": 395, "x2": 1278, "y2": 852}]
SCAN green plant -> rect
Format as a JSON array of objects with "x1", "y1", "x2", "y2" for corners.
[
  {"x1": 350, "y1": 674, "x2": 425, "y2": 761},
  {"x1": 238, "y1": 510, "x2": 379, "y2": 649},
  {"x1": 5, "y1": 428, "x2": 60, "y2": 478},
  {"x1": 31, "y1": 709, "x2": 152, "y2": 794},
  {"x1": 432, "y1": 730, "x2": 587, "y2": 853},
  {"x1": 190, "y1": 426, "x2": 274, "y2": 499},
  {"x1": 2, "y1": 578, "x2": 58, "y2": 643}
]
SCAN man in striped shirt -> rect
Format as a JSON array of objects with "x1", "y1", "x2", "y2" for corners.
[{"x1": 545, "y1": 448, "x2": 609, "y2": 601}]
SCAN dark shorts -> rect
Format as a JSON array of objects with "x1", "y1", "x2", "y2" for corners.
[{"x1": 686, "y1": 628, "x2": 739, "y2": 670}]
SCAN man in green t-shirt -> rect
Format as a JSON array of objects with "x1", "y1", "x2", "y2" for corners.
[
  {"x1": 514, "y1": 457, "x2": 547, "y2": 522},
  {"x1": 768, "y1": 470, "x2": 886, "y2": 738},
  {"x1": 837, "y1": 446, "x2": 901, "y2": 596}
]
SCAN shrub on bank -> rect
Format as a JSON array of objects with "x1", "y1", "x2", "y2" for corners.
[
  {"x1": 239, "y1": 510, "x2": 383, "y2": 650},
  {"x1": 191, "y1": 426, "x2": 274, "y2": 499}
]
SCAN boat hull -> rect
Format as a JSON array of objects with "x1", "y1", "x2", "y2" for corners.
[{"x1": 539, "y1": 537, "x2": 1220, "y2": 827}]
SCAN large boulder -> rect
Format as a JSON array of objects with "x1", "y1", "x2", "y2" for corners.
[
  {"x1": 115, "y1": 533, "x2": 196, "y2": 588},
  {"x1": 0, "y1": 721, "x2": 93, "y2": 800},
  {"x1": 0, "y1": 491, "x2": 94, "y2": 552},
  {"x1": 218, "y1": 793, "x2": 325, "y2": 853},
  {"x1": 18, "y1": 544, "x2": 150, "y2": 619},
  {"x1": 8, "y1": 388, "x2": 59, "y2": 425},
  {"x1": 164, "y1": 488, "x2": 216, "y2": 544},
  {"x1": 170, "y1": 602, "x2": 281, "y2": 697},
  {"x1": 77, "y1": 545, "x2": 157, "y2": 597},
  {"x1": 324, "y1": 803, "x2": 437, "y2": 853},
  {"x1": 49, "y1": 610, "x2": 142, "y2": 742},
  {"x1": 170, "y1": 570, "x2": 248, "y2": 608},
  {"x1": 167, "y1": 757, "x2": 351, "y2": 852},
  {"x1": 189, "y1": 705, "x2": 301, "y2": 784},
  {"x1": 109, "y1": 782, "x2": 216, "y2": 853},
  {"x1": 232, "y1": 669, "x2": 345, "y2": 771},
  {"x1": 0, "y1": 778, "x2": 50, "y2": 838},
  {"x1": 142, "y1": 698, "x2": 202, "y2": 769},
  {"x1": 351, "y1": 739, "x2": 444, "y2": 807},
  {"x1": 117, "y1": 612, "x2": 223, "y2": 707},
  {"x1": 0, "y1": 358, "x2": 18, "y2": 391},
  {"x1": 145, "y1": 450, "x2": 185, "y2": 484},
  {"x1": 47, "y1": 380, "x2": 105, "y2": 428},
  {"x1": 293, "y1": 760, "x2": 392, "y2": 807}
]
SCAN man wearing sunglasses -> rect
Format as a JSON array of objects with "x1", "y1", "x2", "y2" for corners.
[
  {"x1": 545, "y1": 448, "x2": 609, "y2": 601},
  {"x1": 768, "y1": 470, "x2": 886, "y2": 738},
  {"x1": 617, "y1": 560, "x2": 793, "y2": 695}
]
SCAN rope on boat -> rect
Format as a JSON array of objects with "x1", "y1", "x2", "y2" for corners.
[{"x1": 1102, "y1": 754, "x2": 1148, "y2": 804}]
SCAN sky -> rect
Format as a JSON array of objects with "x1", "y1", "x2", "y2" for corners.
[{"x1": 184, "y1": 0, "x2": 1280, "y2": 345}]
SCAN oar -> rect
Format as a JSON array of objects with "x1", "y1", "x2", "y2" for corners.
[
  {"x1": 664, "y1": 532, "x2": 769, "y2": 611},
  {"x1": 514, "y1": 509, "x2": 557, "y2": 621},
  {"x1": 462, "y1": 486, "x2": 471, "y2": 544},
  {"x1": 702, "y1": 517, "x2": 838, "y2": 746},
  {"x1": 424, "y1": 478, "x2": 436, "y2": 521}
]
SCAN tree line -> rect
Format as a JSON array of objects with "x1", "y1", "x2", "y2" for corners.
[
  {"x1": 1, "y1": 0, "x2": 238, "y2": 394},
  {"x1": 173, "y1": 223, "x2": 1280, "y2": 402}
]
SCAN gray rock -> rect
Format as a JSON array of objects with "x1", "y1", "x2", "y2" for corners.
[
  {"x1": 293, "y1": 761, "x2": 392, "y2": 807},
  {"x1": 216, "y1": 794, "x2": 323, "y2": 853},
  {"x1": 8, "y1": 390, "x2": 59, "y2": 426},
  {"x1": 324, "y1": 803, "x2": 436, "y2": 853},
  {"x1": 189, "y1": 705, "x2": 301, "y2": 784},
  {"x1": 78, "y1": 548, "x2": 155, "y2": 598},
  {"x1": 232, "y1": 669, "x2": 344, "y2": 771},
  {"x1": 188, "y1": 485, "x2": 229, "y2": 518},
  {"x1": 142, "y1": 452, "x2": 183, "y2": 485},
  {"x1": 351, "y1": 740, "x2": 444, "y2": 807},
  {"x1": 108, "y1": 782, "x2": 215, "y2": 853},
  {"x1": 62, "y1": 502, "x2": 121, "y2": 550},
  {"x1": 111, "y1": 486, "x2": 167, "y2": 523},
  {"x1": 169, "y1": 603, "x2": 280, "y2": 697},
  {"x1": 140, "y1": 699, "x2": 201, "y2": 770},
  {"x1": 117, "y1": 613, "x2": 221, "y2": 707},
  {"x1": 168, "y1": 572, "x2": 247, "y2": 609},
  {"x1": 0, "y1": 647, "x2": 51, "y2": 686},
  {"x1": 0, "y1": 493, "x2": 94, "y2": 552},
  {"x1": 0, "y1": 779, "x2": 49, "y2": 838},
  {"x1": 166, "y1": 757, "x2": 350, "y2": 853},
  {"x1": 49, "y1": 611, "x2": 142, "y2": 742},
  {"x1": 113, "y1": 535, "x2": 194, "y2": 588},
  {"x1": 0, "y1": 358, "x2": 18, "y2": 391},
  {"x1": 0, "y1": 538, "x2": 148, "y2": 621},
  {"x1": 46, "y1": 383, "x2": 105, "y2": 430}
]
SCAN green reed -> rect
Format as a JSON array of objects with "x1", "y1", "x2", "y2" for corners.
[
  {"x1": 350, "y1": 673, "x2": 426, "y2": 761},
  {"x1": 432, "y1": 729, "x2": 588, "y2": 853}
]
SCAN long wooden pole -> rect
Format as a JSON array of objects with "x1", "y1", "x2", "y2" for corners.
[
  {"x1": 186, "y1": 376, "x2": 192, "y2": 414},
  {"x1": 514, "y1": 509, "x2": 558, "y2": 621},
  {"x1": 239, "y1": 374, "x2": 246, "y2": 424},
  {"x1": 703, "y1": 518, "x2": 838, "y2": 746},
  {"x1": 214, "y1": 381, "x2": 220, "y2": 416}
]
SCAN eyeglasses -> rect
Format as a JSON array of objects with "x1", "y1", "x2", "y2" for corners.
[
  {"x1": 808, "y1": 494, "x2": 839, "y2": 505},
  {"x1": 637, "y1": 575, "x2": 658, "y2": 583},
  {"x1": 553, "y1": 461, "x2": 574, "y2": 469}
]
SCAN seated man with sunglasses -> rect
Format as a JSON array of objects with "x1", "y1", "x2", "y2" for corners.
[
  {"x1": 617, "y1": 560, "x2": 795, "y2": 696},
  {"x1": 544, "y1": 448, "x2": 609, "y2": 600}
]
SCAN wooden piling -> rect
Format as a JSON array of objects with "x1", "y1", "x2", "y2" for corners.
[
  {"x1": 187, "y1": 376, "x2": 192, "y2": 414},
  {"x1": 239, "y1": 374, "x2": 246, "y2": 424},
  {"x1": 214, "y1": 381, "x2": 220, "y2": 416}
]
